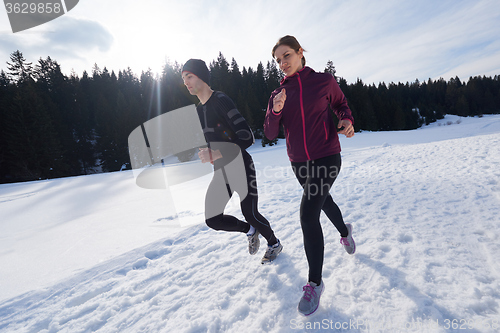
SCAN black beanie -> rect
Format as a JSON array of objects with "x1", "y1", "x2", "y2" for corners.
[{"x1": 182, "y1": 59, "x2": 210, "y2": 86}]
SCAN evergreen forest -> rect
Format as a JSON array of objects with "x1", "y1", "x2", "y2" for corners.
[{"x1": 1, "y1": 51, "x2": 499, "y2": 183}]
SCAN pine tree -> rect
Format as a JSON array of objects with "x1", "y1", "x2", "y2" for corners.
[
  {"x1": 228, "y1": 57, "x2": 241, "y2": 99},
  {"x1": 161, "y1": 60, "x2": 188, "y2": 113},
  {"x1": 6, "y1": 50, "x2": 33, "y2": 84},
  {"x1": 94, "y1": 67, "x2": 123, "y2": 172},
  {"x1": 210, "y1": 52, "x2": 230, "y2": 93},
  {"x1": 71, "y1": 71, "x2": 98, "y2": 174},
  {"x1": 252, "y1": 62, "x2": 268, "y2": 139},
  {"x1": 446, "y1": 76, "x2": 463, "y2": 116},
  {"x1": 265, "y1": 61, "x2": 282, "y2": 92},
  {"x1": 324, "y1": 60, "x2": 337, "y2": 79},
  {"x1": 35, "y1": 56, "x2": 79, "y2": 176}
]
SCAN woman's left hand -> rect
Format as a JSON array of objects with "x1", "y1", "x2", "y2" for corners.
[{"x1": 338, "y1": 119, "x2": 355, "y2": 138}]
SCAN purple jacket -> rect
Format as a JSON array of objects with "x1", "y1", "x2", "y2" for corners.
[{"x1": 264, "y1": 67, "x2": 354, "y2": 162}]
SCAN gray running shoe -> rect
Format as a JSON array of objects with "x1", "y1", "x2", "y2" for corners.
[
  {"x1": 261, "y1": 240, "x2": 282, "y2": 264},
  {"x1": 340, "y1": 223, "x2": 356, "y2": 254},
  {"x1": 298, "y1": 280, "x2": 324, "y2": 316},
  {"x1": 247, "y1": 230, "x2": 260, "y2": 255}
]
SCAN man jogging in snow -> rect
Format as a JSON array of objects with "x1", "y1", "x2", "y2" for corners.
[{"x1": 182, "y1": 59, "x2": 282, "y2": 264}]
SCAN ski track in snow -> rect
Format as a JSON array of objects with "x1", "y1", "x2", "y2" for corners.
[{"x1": 1, "y1": 115, "x2": 500, "y2": 333}]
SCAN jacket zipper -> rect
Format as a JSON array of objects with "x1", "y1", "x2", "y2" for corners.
[{"x1": 297, "y1": 74, "x2": 311, "y2": 160}]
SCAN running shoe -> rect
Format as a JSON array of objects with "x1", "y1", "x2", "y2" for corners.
[
  {"x1": 261, "y1": 240, "x2": 282, "y2": 264},
  {"x1": 298, "y1": 280, "x2": 324, "y2": 316},
  {"x1": 340, "y1": 223, "x2": 356, "y2": 254},
  {"x1": 247, "y1": 229, "x2": 260, "y2": 255}
]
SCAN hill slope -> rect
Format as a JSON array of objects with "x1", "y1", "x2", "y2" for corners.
[{"x1": 1, "y1": 115, "x2": 499, "y2": 333}]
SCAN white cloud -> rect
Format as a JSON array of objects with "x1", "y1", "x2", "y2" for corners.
[
  {"x1": 46, "y1": 16, "x2": 114, "y2": 53},
  {"x1": 0, "y1": 16, "x2": 113, "y2": 73}
]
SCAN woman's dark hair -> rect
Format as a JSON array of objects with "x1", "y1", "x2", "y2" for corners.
[{"x1": 272, "y1": 35, "x2": 306, "y2": 66}]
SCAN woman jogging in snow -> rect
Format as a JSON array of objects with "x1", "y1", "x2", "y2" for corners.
[
  {"x1": 264, "y1": 36, "x2": 356, "y2": 316},
  {"x1": 182, "y1": 59, "x2": 282, "y2": 264}
]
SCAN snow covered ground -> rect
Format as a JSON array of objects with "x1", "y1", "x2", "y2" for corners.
[{"x1": 1, "y1": 115, "x2": 499, "y2": 333}]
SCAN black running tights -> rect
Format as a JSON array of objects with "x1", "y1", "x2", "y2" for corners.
[
  {"x1": 291, "y1": 153, "x2": 348, "y2": 285},
  {"x1": 205, "y1": 150, "x2": 278, "y2": 246}
]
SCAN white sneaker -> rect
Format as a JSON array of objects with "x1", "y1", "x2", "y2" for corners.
[
  {"x1": 247, "y1": 229, "x2": 260, "y2": 255},
  {"x1": 261, "y1": 240, "x2": 282, "y2": 264},
  {"x1": 340, "y1": 223, "x2": 356, "y2": 254},
  {"x1": 298, "y1": 280, "x2": 324, "y2": 316}
]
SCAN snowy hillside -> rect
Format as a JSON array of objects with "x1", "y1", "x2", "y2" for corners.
[{"x1": 1, "y1": 115, "x2": 499, "y2": 333}]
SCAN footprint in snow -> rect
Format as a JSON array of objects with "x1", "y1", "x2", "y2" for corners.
[
  {"x1": 117, "y1": 258, "x2": 150, "y2": 275},
  {"x1": 379, "y1": 245, "x2": 391, "y2": 253},
  {"x1": 144, "y1": 248, "x2": 170, "y2": 260},
  {"x1": 132, "y1": 258, "x2": 149, "y2": 270},
  {"x1": 397, "y1": 234, "x2": 413, "y2": 243}
]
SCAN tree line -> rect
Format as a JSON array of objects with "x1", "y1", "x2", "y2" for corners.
[{"x1": 1, "y1": 51, "x2": 499, "y2": 183}]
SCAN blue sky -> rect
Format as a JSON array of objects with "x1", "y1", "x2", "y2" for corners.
[{"x1": 1, "y1": 0, "x2": 499, "y2": 84}]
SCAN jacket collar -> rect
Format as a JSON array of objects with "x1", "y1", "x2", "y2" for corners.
[{"x1": 281, "y1": 66, "x2": 313, "y2": 85}]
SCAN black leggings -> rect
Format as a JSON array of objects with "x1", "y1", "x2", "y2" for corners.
[
  {"x1": 291, "y1": 154, "x2": 348, "y2": 285},
  {"x1": 205, "y1": 150, "x2": 278, "y2": 246}
]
